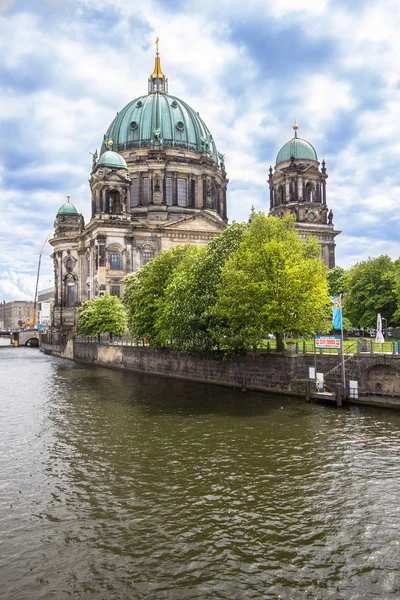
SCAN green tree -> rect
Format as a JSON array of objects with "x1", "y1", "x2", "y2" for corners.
[
  {"x1": 158, "y1": 222, "x2": 248, "y2": 351},
  {"x1": 345, "y1": 255, "x2": 397, "y2": 329},
  {"x1": 214, "y1": 213, "x2": 331, "y2": 351},
  {"x1": 122, "y1": 244, "x2": 198, "y2": 345},
  {"x1": 77, "y1": 293, "x2": 128, "y2": 337},
  {"x1": 327, "y1": 265, "x2": 348, "y2": 297}
]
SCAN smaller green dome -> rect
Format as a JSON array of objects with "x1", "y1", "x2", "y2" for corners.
[
  {"x1": 57, "y1": 198, "x2": 78, "y2": 216},
  {"x1": 276, "y1": 137, "x2": 318, "y2": 164},
  {"x1": 96, "y1": 149, "x2": 127, "y2": 170}
]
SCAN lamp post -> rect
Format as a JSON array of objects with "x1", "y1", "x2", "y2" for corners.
[{"x1": 382, "y1": 317, "x2": 387, "y2": 337}]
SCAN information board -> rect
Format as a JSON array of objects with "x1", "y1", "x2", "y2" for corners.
[{"x1": 314, "y1": 336, "x2": 341, "y2": 349}]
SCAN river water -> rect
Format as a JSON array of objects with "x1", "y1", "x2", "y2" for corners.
[{"x1": 1, "y1": 347, "x2": 399, "y2": 599}]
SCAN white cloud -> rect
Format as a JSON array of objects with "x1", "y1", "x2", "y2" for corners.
[{"x1": 0, "y1": 0, "x2": 400, "y2": 302}]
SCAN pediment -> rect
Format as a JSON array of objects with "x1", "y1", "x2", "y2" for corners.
[{"x1": 161, "y1": 212, "x2": 226, "y2": 232}]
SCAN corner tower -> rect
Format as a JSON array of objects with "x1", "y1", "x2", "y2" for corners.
[{"x1": 268, "y1": 124, "x2": 340, "y2": 269}]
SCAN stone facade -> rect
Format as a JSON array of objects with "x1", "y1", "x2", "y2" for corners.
[{"x1": 0, "y1": 300, "x2": 35, "y2": 330}]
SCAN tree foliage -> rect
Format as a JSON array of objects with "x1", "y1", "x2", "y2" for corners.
[
  {"x1": 157, "y1": 222, "x2": 248, "y2": 351},
  {"x1": 77, "y1": 293, "x2": 128, "y2": 336},
  {"x1": 345, "y1": 255, "x2": 397, "y2": 328},
  {"x1": 122, "y1": 244, "x2": 199, "y2": 345},
  {"x1": 214, "y1": 213, "x2": 331, "y2": 351},
  {"x1": 327, "y1": 266, "x2": 348, "y2": 297}
]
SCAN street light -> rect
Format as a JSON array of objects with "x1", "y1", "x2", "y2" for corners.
[{"x1": 382, "y1": 317, "x2": 387, "y2": 337}]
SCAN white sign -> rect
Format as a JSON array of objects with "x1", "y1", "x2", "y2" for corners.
[{"x1": 349, "y1": 380, "x2": 358, "y2": 399}]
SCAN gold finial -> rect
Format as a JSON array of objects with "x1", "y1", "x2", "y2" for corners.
[
  {"x1": 293, "y1": 121, "x2": 299, "y2": 138},
  {"x1": 107, "y1": 139, "x2": 114, "y2": 148},
  {"x1": 152, "y1": 36, "x2": 164, "y2": 79},
  {"x1": 66, "y1": 194, "x2": 71, "y2": 201}
]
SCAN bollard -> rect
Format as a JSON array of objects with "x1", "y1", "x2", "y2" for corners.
[{"x1": 336, "y1": 384, "x2": 343, "y2": 407}]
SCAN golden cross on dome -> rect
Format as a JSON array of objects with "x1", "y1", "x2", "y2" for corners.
[{"x1": 156, "y1": 37, "x2": 159, "y2": 56}]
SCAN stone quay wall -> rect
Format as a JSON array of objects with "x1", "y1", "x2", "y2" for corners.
[{"x1": 41, "y1": 335, "x2": 400, "y2": 408}]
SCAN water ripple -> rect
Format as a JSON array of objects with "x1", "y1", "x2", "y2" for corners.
[{"x1": 1, "y1": 347, "x2": 400, "y2": 599}]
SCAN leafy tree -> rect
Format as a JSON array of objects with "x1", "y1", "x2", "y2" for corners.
[
  {"x1": 345, "y1": 255, "x2": 397, "y2": 328},
  {"x1": 77, "y1": 293, "x2": 128, "y2": 337},
  {"x1": 327, "y1": 266, "x2": 348, "y2": 297},
  {"x1": 214, "y1": 213, "x2": 331, "y2": 351},
  {"x1": 122, "y1": 244, "x2": 199, "y2": 345},
  {"x1": 157, "y1": 222, "x2": 248, "y2": 351}
]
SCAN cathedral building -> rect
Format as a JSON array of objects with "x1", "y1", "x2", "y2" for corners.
[
  {"x1": 50, "y1": 44, "x2": 228, "y2": 329},
  {"x1": 50, "y1": 44, "x2": 339, "y2": 330},
  {"x1": 268, "y1": 123, "x2": 340, "y2": 269}
]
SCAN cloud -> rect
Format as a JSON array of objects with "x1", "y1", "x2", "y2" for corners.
[{"x1": 0, "y1": 0, "x2": 399, "y2": 300}]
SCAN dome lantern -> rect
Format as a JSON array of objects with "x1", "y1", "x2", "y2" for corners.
[
  {"x1": 148, "y1": 37, "x2": 168, "y2": 94},
  {"x1": 276, "y1": 123, "x2": 318, "y2": 165}
]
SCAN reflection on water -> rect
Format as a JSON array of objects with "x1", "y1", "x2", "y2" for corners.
[{"x1": 1, "y1": 347, "x2": 399, "y2": 599}]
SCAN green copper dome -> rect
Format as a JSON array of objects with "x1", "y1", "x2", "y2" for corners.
[
  {"x1": 101, "y1": 93, "x2": 219, "y2": 163},
  {"x1": 96, "y1": 149, "x2": 127, "y2": 170},
  {"x1": 57, "y1": 198, "x2": 78, "y2": 216},
  {"x1": 276, "y1": 136, "x2": 318, "y2": 165}
]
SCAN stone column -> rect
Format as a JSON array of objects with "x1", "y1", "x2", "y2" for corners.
[
  {"x1": 285, "y1": 180, "x2": 290, "y2": 203},
  {"x1": 298, "y1": 177, "x2": 303, "y2": 201}
]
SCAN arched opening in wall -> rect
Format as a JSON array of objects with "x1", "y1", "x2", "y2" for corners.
[
  {"x1": 305, "y1": 182, "x2": 314, "y2": 202},
  {"x1": 366, "y1": 365, "x2": 400, "y2": 396},
  {"x1": 110, "y1": 190, "x2": 121, "y2": 214},
  {"x1": 276, "y1": 185, "x2": 284, "y2": 205},
  {"x1": 65, "y1": 278, "x2": 78, "y2": 306}
]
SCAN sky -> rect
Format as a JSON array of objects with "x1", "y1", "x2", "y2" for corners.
[{"x1": 1, "y1": 0, "x2": 400, "y2": 301}]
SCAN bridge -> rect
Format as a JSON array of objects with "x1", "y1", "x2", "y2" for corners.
[{"x1": 0, "y1": 330, "x2": 40, "y2": 347}]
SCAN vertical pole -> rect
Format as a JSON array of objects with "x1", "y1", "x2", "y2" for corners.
[
  {"x1": 314, "y1": 337, "x2": 317, "y2": 378},
  {"x1": 340, "y1": 293, "x2": 346, "y2": 399}
]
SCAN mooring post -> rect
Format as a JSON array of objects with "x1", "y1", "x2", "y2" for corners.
[{"x1": 336, "y1": 384, "x2": 343, "y2": 407}]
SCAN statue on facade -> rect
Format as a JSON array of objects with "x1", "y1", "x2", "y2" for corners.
[
  {"x1": 328, "y1": 209, "x2": 333, "y2": 224},
  {"x1": 201, "y1": 135, "x2": 211, "y2": 154},
  {"x1": 89, "y1": 150, "x2": 98, "y2": 171},
  {"x1": 151, "y1": 127, "x2": 163, "y2": 147},
  {"x1": 218, "y1": 152, "x2": 225, "y2": 169}
]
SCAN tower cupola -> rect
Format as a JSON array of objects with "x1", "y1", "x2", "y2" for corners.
[{"x1": 148, "y1": 37, "x2": 168, "y2": 94}]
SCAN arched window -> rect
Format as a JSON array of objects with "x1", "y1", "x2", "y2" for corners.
[
  {"x1": 276, "y1": 185, "x2": 284, "y2": 205},
  {"x1": 110, "y1": 190, "x2": 121, "y2": 214},
  {"x1": 64, "y1": 274, "x2": 78, "y2": 306},
  {"x1": 143, "y1": 251, "x2": 152, "y2": 265},
  {"x1": 305, "y1": 182, "x2": 314, "y2": 202},
  {"x1": 110, "y1": 253, "x2": 121, "y2": 270},
  {"x1": 66, "y1": 258, "x2": 73, "y2": 271}
]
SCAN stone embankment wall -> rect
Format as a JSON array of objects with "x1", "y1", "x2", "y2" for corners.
[{"x1": 41, "y1": 334, "x2": 400, "y2": 408}]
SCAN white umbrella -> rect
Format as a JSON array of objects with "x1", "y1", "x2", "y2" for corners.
[{"x1": 376, "y1": 313, "x2": 385, "y2": 344}]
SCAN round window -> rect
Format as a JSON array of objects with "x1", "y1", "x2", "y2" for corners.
[
  {"x1": 130, "y1": 121, "x2": 138, "y2": 131},
  {"x1": 176, "y1": 121, "x2": 184, "y2": 132},
  {"x1": 136, "y1": 100, "x2": 143, "y2": 108},
  {"x1": 171, "y1": 100, "x2": 178, "y2": 108}
]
